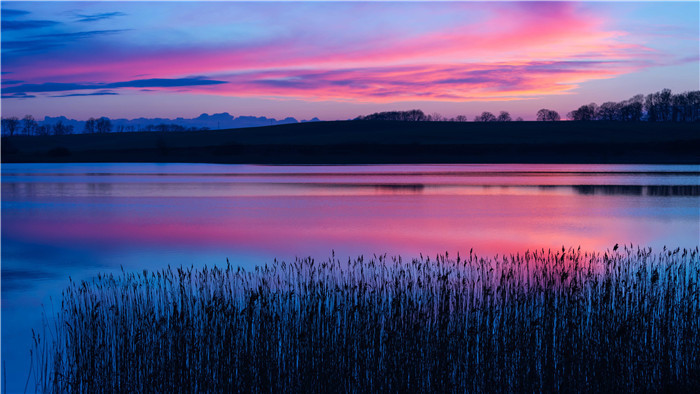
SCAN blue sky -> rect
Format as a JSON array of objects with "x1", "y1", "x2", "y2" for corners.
[{"x1": 2, "y1": 1, "x2": 698, "y2": 120}]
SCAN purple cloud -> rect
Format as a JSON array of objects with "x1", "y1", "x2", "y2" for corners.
[
  {"x1": 1, "y1": 92, "x2": 36, "y2": 99},
  {"x1": 3, "y1": 77, "x2": 227, "y2": 95},
  {"x1": 2, "y1": 20, "x2": 60, "y2": 30},
  {"x1": 51, "y1": 90, "x2": 119, "y2": 98},
  {"x1": 76, "y1": 12, "x2": 126, "y2": 23}
]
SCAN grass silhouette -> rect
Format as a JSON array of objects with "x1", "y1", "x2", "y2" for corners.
[{"x1": 32, "y1": 246, "x2": 699, "y2": 392}]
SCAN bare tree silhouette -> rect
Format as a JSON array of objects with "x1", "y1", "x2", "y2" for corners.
[
  {"x1": 474, "y1": 111, "x2": 496, "y2": 122},
  {"x1": 96, "y1": 117, "x2": 113, "y2": 133},
  {"x1": 1, "y1": 116, "x2": 20, "y2": 136},
  {"x1": 84, "y1": 117, "x2": 97, "y2": 133},
  {"x1": 496, "y1": 111, "x2": 512, "y2": 122},
  {"x1": 22, "y1": 115, "x2": 38, "y2": 136},
  {"x1": 536, "y1": 109, "x2": 560, "y2": 121}
]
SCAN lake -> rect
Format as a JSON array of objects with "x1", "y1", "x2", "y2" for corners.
[{"x1": 2, "y1": 163, "x2": 699, "y2": 391}]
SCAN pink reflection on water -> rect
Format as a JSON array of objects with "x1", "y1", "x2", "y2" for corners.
[
  {"x1": 3, "y1": 164, "x2": 699, "y2": 394},
  {"x1": 2, "y1": 164, "x2": 698, "y2": 390},
  {"x1": 6, "y1": 190, "x2": 698, "y2": 260},
  {"x1": 3, "y1": 163, "x2": 698, "y2": 263}
]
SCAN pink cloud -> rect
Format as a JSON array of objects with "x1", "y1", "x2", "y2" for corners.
[
  {"x1": 178, "y1": 60, "x2": 645, "y2": 103},
  {"x1": 5, "y1": 2, "x2": 668, "y2": 103}
]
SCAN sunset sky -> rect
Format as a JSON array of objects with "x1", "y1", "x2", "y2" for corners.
[{"x1": 2, "y1": 1, "x2": 698, "y2": 120}]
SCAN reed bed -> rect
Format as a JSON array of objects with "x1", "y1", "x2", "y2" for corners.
[{"x1": 33, "y1": 246, "x2": 699, "y2": 392}]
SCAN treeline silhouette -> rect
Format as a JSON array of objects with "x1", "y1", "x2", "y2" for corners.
[
  {"x1": 3, "y1": 88, "x2": 698, "y2": 137},
  {"x1": 567, "y1": 89, "x2": 700, "y2": 122},
  {"x1": 0, "y1": 115, "x2": 78, "y2": 136},
  {"x1": 355, "y1": 109, "x2": 524, "y2": 122},
  {"x1": 0, "y1": 115, "x2": 211, "y2": 137},
  {"x1": 355, "y1": 88, "x2": 699, "y2": 123},
  {"x1": 127, "y1": 123, "x2": 209, "y2": 133}
]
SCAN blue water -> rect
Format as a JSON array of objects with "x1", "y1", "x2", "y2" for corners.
[{"x1": 2, "y1": 163, "x2": 699, "y2": 392}]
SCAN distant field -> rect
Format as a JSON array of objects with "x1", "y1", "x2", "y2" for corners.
[{"x1": 3, "y1": 121, "x2": 699, "y2": 164}]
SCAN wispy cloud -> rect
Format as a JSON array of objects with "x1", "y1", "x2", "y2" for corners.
[
  {"x1": 1, "y1": 19, "x2": 59, "y2": 30},
  {"x1": 3, "y1": 39, "x2": 63, "y2": 53},
  {"x1": 1, "y1": 1, "x2": 697, "y2": 114},
  {"x1": 32, "y1": 29, "x2": 130, "y2": 39},
  {"x1": 207, "y1": 60, "x2": 642, "y2": 103},
  {"x1": 108, "y1": 78, "x2": 227, "y2": 89},
  {"x1": 2, "y1": 9, "x2": 31, "y2": 17},
  {"x1": 4, "y1": 77, "x2": 227, "y2": 95},
  {"x1": 1, "y1": 92, "x2": 36, "y2": 99},
  {"x1": 4, "y1": 29, "x2": 130, "y2": 53},
  {"x1": 51, "y1": 90, "x2": 119, "y2": 98},
  {"x1": 76, "y1": 12, "x2": 126, "y2": 23}
]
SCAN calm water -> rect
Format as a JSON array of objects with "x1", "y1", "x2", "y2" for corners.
[{"x1": 2, "y1": 163, "x2": 699, "y2": 390}]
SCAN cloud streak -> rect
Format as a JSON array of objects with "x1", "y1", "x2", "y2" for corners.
[
  {"x1": 32, "y1": 29, "x2": 130, "y2": 39},
  {"x1": 2, "y1": 39, "x2": 63, "y2": 53},
  {"x1": 76, "y1": 12, "x2": 126, "y2": 23},
  {"x1": 1, "y1": 19, "x2": 59, "y2": 30},
  {"x1": 1, "y1": 92, "x2": 36, "y2": 99},
  {"x1": 206, "y1": 60, "x2": 642, "y2": 103},
  {"x1": 1, "y1": 1, "x2": 697, "y2": 113},
  {"x1": 3, "y1": 78, "x2": 227, "y2": 94},
  {"x1": 51, "y1": 90, "x2": 119, "y2": 98},
  {"x1": 4, "y1": 29, "x2": 131, "y2": 53},
  {"x1": 2, "y1": 9, "x2": 30, "y2": 17}
]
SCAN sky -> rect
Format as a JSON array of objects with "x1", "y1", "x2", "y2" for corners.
[{"x1": 1, "y1": 1, "x2": 698, "y2": 121}]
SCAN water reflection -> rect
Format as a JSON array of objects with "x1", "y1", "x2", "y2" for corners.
[
  {"x1": 374, "y1": 184, "x2": 425, "y2": 193},
  {"x1": 3, "y1": 163, "x2": 698, "y2": 292},
  {"x1": 574, "y1": 185, "x2": 644, "y2": 195},
  {"x1": 645, "y1": 185, "x2": 700, "y2": 196},
  {"x1": 1, "y1": 163, "x2": 699, "y2": 392},
  {"x1": 573, "y1": 185, "x2": 700, "y2": 196},
  {"x1": 4, "y1": 182, "x2": 700, "y2": 199}
]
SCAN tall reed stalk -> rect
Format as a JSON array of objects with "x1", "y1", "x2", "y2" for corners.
[{"x1": 33, "y1": 246, "x2": 700, "y2": 392}]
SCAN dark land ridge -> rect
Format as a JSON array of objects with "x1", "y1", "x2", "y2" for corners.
[{"x1": 2, "y1": 120, "x2": 699, "y2": 164}]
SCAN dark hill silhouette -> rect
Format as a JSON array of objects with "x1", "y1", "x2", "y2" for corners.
[{"x1": 2, "y1": 120, "x2": 699, "y2": 164}]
